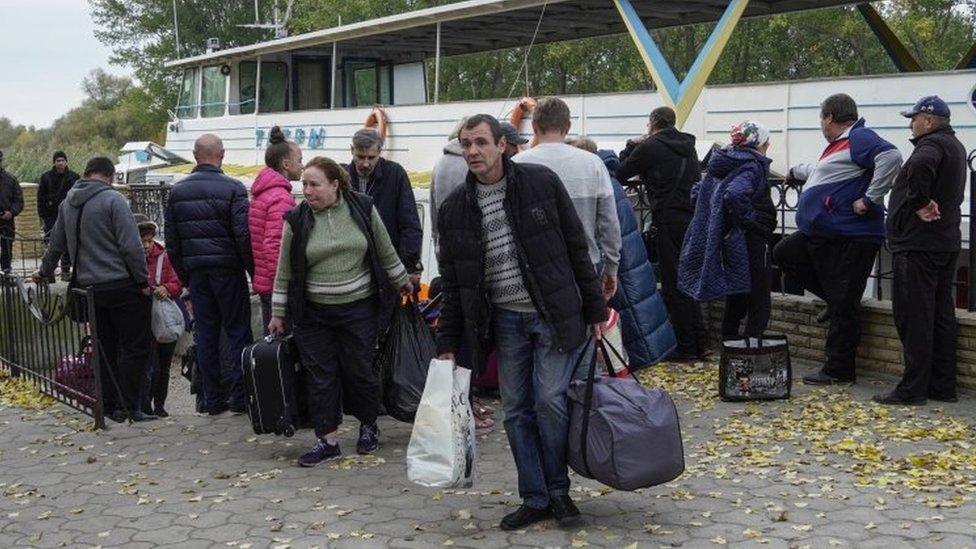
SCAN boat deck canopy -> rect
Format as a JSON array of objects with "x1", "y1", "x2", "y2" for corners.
[{"x1": 166, "y1": 0, "x2": 860, "y2": 68}]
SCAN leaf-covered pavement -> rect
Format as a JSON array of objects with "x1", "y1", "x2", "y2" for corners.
[{"x1": 1, "y1": 359, "x2": 975, "y2": 548}]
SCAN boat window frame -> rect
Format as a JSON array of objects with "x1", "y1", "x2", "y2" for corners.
[
  {"x1": 176, "y1": 67, "x2": 200, "y2": 119},
  {"x1": 200, "y1": 64, "x2": 228, "y2": 118},
  {"x1": 291, "y1": 54, "x2": 333, "y2": 112},
  {"x1": 238, "y1": 60, "x2": 290, "y2": 114},
  {"x1": 342, "y1": 57, "x2": 394, "y2": 108}
]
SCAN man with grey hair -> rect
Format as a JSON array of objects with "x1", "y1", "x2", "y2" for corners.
[
  {"x1": 874, "y1": 96, "x2": 966, "y2": 405},
  {"x1": 345, "y1": 129, "x2": 423, "y2": 332},
  {"x1": 165, "y1": 133, "x2": 253, "y2": 416}
]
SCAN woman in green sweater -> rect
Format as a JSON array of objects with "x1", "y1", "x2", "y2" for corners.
[{"x1": 268, "y1": 156, "x2": 412, "y2": 467}]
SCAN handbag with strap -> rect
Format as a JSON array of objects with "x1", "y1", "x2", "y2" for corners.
[
  {"x1": 150, "y1": 253, "x2": 184, "y2": 343},
  {"x1": 568, "y1": 339, "x2": 685, "y2": 491},
  {"x1": 718, "y1": 334, "x2": 791, "y2": 401}
]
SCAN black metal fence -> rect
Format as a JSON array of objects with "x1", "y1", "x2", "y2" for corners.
[
  {"x1": 127, "y1": 183, "x2": 172, "y2": 238},
  {"x1": 625, "y1": 155, "x2": 976, "y2": 312},
  {"x1": 0, "y1": 274, "x2": 105, "y2": 428}
]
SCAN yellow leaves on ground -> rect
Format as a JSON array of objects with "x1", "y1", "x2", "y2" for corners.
[{"x1": 0, "y1": 371, "x2": 55, "y2": 411}]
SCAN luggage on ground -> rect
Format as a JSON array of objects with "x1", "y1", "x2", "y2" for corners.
[
  {"x1": 376, "y1": 302, "x2": 436, "y2": 422},
  {"x1": 54, "y1": 335, "x2": 95, "y2": 407},
  {"x1": 718, "y1": 334, "x2": 791, "y2": 401},
  {"x1": 568, "y1": 339, "x2": 685, "y2": 491},
  {"x1": 242, "y1": 335, "x2": 304, "y2": 437},
  {"x1": 407, "y1": 358, "x2": 476, "y2": 488},
  {"x1": 472, "y1": 349, "x2": 498, "y2": 391}
]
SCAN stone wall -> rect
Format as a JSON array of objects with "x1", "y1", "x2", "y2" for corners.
[{"x1": 703, "y1": 294, "x2": 976, "y2": 391}]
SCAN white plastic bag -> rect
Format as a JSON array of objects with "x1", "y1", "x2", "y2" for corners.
[
  {"x1": 151, "y1": 299, "x2": 184, "y2": 343},
  {"x1": 407, "y1": 359, "x2": 476, "y2": 488}
]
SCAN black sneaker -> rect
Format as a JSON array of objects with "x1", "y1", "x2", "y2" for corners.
[
  {"x1": 928, "y1": 393, "x2": 959, "y2": 403},
  {"x1": 872, "y1": 392, "x2": 926, "y2": 406},
  {"x1": 228, "y1": 402, "x2": 247, "y2": 415},
  {"x1": 154, "y1": 408, "x2": 169, "y2": 418},
  {"x1": 208, "y1": 403, "x2": 230, "y2": 416},
  {"x1": 550, "y1": 495, "x2": 582, "y2": 527},
  {"x1": 357, "y1": 423, "x2": 379, "y2": 454},
  {"x1": 131, "y1": 410, "x2": 158, "y2": 422},
  {"x1": 107, "y1": 409, "x2": 127, "y2": 424},
  {"x1": 802, "y1": 371, "x2": 854, "y2": 385},
  {"x1": 297, "y1": 439, "x2": 342, "y2": 467},
  {"x1": 500, "y1": 505, "x2": 551, "y2": 531}
]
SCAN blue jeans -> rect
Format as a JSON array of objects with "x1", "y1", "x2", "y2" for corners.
[
  {"x1": 189, "y1": 270, "x2": 252, "y2": 411},
  {"x1": 493, "y1": 308, "x2": 583, "y2": 509}
]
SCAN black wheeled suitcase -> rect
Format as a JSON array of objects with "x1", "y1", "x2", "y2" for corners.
[{"x1": 242, "y1": 335, "x2": 304, "y2": 437}]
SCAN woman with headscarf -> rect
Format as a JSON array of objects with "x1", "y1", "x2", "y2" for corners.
[{"x1": 678, "y1": 121, "x2": 776, "y2": 339}]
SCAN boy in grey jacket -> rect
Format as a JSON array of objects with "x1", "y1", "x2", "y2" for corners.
[{"x1": 33, "y1": 157, "x2": 152, "y2": 423}]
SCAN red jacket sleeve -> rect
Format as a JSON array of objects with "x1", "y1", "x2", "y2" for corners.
[
  {"x1": 263, "y1": 187, "x2": 296, "y2": 270},
  {"x1": 160, "y1": 251, "x2": 183, "y2": 297}
]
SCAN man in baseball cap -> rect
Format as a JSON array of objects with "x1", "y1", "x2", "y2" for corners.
[
  {"x1": 499, "y1": 121, "x2": 528, "y2": 157},
  {"x1": 875, "y1": 95, "x2": 966, "y2": 405}
]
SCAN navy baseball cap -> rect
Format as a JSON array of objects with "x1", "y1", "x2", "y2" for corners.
[
  {"x1": 499, "y1": 122, "x2": 529, "y2": 145},
  {"x1": 901, "y1": 95, "x2": 950, "y2": 118}
]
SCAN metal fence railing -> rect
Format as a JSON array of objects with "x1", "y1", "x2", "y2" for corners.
[
  {"x1": 126, "y1": 183, "x2": 172, "y2": 239},
  {"x1": 0, "y1": 274, "x2": 105, "y2": 428},
  {"x1": 626, "y1": 154, "x2": 976, "y2": 313}
]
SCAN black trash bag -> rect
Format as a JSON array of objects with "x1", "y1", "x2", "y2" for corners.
[{"x1": 376, "y1": 302, "x2": 436, "y2": 423}]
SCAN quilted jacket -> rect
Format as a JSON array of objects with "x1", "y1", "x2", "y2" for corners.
[
  {"x1": 249, "y1": 167, "x2": 296, "y2": 294},
  {"x1": 678, "y1": 147, "x2": 771, "y2": 301},
  {"x1": 599, "y1": 150, "x2": 677, "y2": 369},
  {"x1": 435, "y1": 157, "x2": 606, "y2": 373},
  {"x1": 164, "y1": 164, "x2": 254, "y2": 281}
]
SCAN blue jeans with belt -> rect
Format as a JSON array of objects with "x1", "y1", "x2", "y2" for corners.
[{"x1": 492, "y1": 307, "x2": 583, "y2": 509}]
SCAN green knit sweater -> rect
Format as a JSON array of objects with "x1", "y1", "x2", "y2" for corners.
[{"x1": 272, "y1": 195, "x2": 408, "y2": 315}]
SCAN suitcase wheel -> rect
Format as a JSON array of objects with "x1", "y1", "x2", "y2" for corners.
[{"x1": 282, "y1": 426, "x2": 295, "y2": 438}]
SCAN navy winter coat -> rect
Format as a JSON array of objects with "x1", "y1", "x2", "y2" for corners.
[
  {"x1": 678, "y1": 147, "x2": 772, "y2": 301},
  {"x1": 599, "y1": 151, "x2": 676, "y2": 369},
  {"x1": 164, "y1": 164, "x2": 254, "y2": 281}
]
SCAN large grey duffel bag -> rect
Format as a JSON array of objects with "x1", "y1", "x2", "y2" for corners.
[{"x1": 568, "y1": 340, "x2": 684, "y2": 491}]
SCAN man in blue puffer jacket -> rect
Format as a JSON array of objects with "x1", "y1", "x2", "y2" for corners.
[
  {"x1": 165, "y1": 134, "x2": 254, "y2": 415},
  {"x1": 772, "y1": 94, "x2": 902, "y2": 385},
  {"x1": 570, "y1": 138, "x2": 677, "y2": 368}
]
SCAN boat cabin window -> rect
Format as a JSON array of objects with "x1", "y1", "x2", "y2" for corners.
[
  {"x1": 345, "y1": 60, "x2": 391, "y2": 107},
  {"x1": 176, "y1": 68, "x2": 199, "y2": 119},
  {"x1": 201, "y1": 65, "x2": 227, "y2": 118},
  {"x1": 239, "y1": 61, "x2": 289, "y2": 114},
  {"x1": 293, "y1": 57, "x2": 332, "y2": 111}
]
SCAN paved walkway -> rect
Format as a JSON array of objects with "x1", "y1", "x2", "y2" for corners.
[{"x1": 1, "y1": 359, "x2": 975, "y2": 548}]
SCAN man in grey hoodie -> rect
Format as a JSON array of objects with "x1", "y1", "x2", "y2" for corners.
[{"x1": 32, "y1": 157, "x2": 152, "y2": 423}]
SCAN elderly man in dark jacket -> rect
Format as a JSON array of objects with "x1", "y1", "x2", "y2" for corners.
[
  {"x1": 0, "y1": 150, "x2": 24, "y2": 274},
  {"x1": 165, "y1": 134, "x2": 253, "y2": 415},
  {"x1": 38, "y1": 151, "x2": 80, "y2": 280},
  {"x1": 617, "y1": 106, "x2": 709, "y2": 360},
  {"x1": 874, "y1": 96, "x2": 967, "y2": 406},
  {"x1": 437, "y1": 114, "x2": 606, "y2": 531}
]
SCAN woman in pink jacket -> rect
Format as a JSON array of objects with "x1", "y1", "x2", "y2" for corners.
[{"x1": 250, "y1": 126, "x2": 301, "y2": 330}]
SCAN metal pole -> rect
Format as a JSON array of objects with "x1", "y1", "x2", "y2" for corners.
[
  {"x1": 331, "y1": 42, "x2": 338, "y2": 109},
  {"x1": 968, "y1": 149, "x2": 976, "y2": 311},
  {"x1": 434, "y1": 22, "x2": 441, "y2": 104},
  {"x1": 172, "y1": 0, "x2": 181, "y2": 57},
  {"x1": 255, "y1": 55, "x2": 263, "y2": 114}
]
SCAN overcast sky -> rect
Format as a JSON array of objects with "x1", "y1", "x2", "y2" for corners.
[{"x1": 0, "y1": 0, "x2": 131, "y2": 129}]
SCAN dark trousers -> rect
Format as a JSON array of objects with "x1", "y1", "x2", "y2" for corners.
[
  {"x1": 140, "y1": 341, "x2": 177, "y2": 413},
  {"x1": 93, "y1": 286, "x2": 151, "y2": 414},
  {"x1": 294, "y1": 297, "x2": 379, "y2": 437},
  {"x1": 656, "y1": 221, "x2": 708, "y2": 354},
  {"x1": 0, "y1": 224, "x2": 13, "y2": 271},
  {"x1": 189, "y1": 270, "x2": 252, "y2": 411},
  {"x1": 42, "y1": 217, "x2": 70, "y2": 270},
  {"x1": 892, "y1": 251, "x2": 958, "y2": 399},
  {"x1": 723, "y1": 232, "x2": 772, "y2": 339},
  {"x1": 772, "y1": 232, "x2": 879, "y2": 380}
]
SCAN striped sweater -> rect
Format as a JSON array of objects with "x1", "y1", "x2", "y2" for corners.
[
  {"x1": 477, "y1": 179, "x2": 535, "y2": 312},
  {"x1": 272, "y1": 195, "x2": 408, "y2": 315}
]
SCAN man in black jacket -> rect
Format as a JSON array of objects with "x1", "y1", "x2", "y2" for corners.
[
  {"x1": 0, "y1": 150, "x2": 23, "y2": 274},
  {"x1": 37, "y1": 151, "x2": 80, "y2": 280},
  {"x1": 436, "y1": 114, "x2": 606, "y2": 531},
  {"x1": 346, "y1": 129, "x2": 422, "y2": 288},
  {"x1": 874, "y1": 96, "x2": 967, "y2": 406},
  {"x1": 165, "y1": 134, "x2": 254, "y2": 415},
  {"x1": 616, "y1": 106, "x2": 708, "y2": 360}
]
